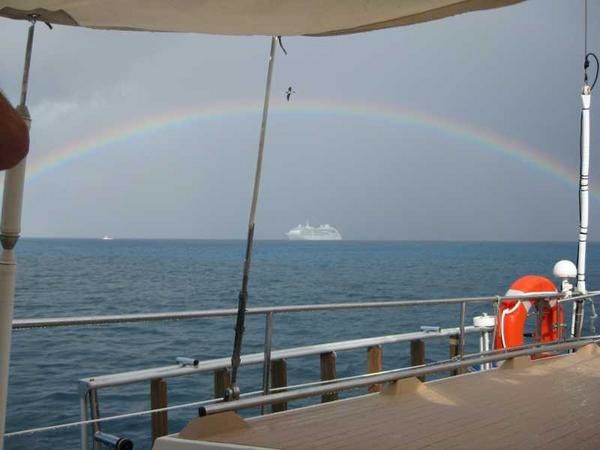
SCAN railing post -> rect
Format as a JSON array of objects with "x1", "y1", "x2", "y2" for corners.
[
  {"x1": 320, "y1": 352, "x2": 337, "y2": 403},
  {"x1": 270, "y1": 359, "x2": 287, "y2": 412},
  {"x1": 490, "y1": 296, "x2": 501, "y2": 351},
  {"x1": 151, "y1": 378, "x2": 168, "y2": 443},
  {"x1": 449, "y1": 334, "x2": 464, "y2": 376},
  {"x1": 214, "y1": 368, "x2": 231, "y2": 399},
  {"x1": 459, "y1": 301, "x2": 466, "y2": 359},
  {"x1": 89, "y1": 389, "x2": 101, "y2": 450},
  {"x1": 367, "y1": 345, "x2": 383, "y2": 393},
  {"x1": 410, "y1": 339, "x2": 426, "y2": 382},
  {"x1": 480, "y1": 328, "x2": 493, "y2": 370},
  {"x1": 80, "y1": 388, "x2": 90, "y2": 450},
  {"x1": 536, "y1": 299, "x2": 544, "y2": 342},
  {"x1": 558, "y1": 298, "x2": 566, "y2": 342},
  {"x1": 261, "y1": 312, "x2": 273, "y2": 414}
]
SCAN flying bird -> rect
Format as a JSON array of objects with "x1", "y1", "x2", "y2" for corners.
[{"x1": 285, "y1": 86, "x2": 296, "y2": 101}]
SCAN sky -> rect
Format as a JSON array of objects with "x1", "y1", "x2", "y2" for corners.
[{"x1": 0, "y1": 0, "x2": 599, "y2": 241}]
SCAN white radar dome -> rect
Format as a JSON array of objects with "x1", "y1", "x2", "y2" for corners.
[{"x1": 553, "y1": 260, "x2": 577, "y2": 280}]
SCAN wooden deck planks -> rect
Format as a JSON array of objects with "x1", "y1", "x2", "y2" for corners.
[{"x1": 169, "y1": 344, "x2": 600, "y2": 449}]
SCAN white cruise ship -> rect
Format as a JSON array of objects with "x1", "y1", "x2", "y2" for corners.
[{"x1": 285, "y1": 223, "x2": 342, "y2": 240}]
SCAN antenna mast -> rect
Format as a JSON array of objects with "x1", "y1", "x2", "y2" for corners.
[{"x1": 573, "y1": 0, "x2": 597, "y2": 337}]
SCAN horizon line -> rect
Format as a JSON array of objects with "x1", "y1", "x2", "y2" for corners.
[{"x1": 20, "y1": 236, "x2": 597, "y2": 244}]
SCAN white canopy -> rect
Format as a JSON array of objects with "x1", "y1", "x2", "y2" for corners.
[{"x1": 0, "y1": 0, "x2": 524, "y2": 36}]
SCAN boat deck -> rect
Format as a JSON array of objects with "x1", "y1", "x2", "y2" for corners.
[{"x1": 155, "y1": 344, "x2": 600, "y2": 449}]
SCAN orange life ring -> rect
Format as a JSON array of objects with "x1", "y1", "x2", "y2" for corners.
[
  {"x1": 493, "y1": 275, "x2": 562, "y2": 350},
  {"x1": 0, "y1": 92, "x2": 29, "y2": 171}
]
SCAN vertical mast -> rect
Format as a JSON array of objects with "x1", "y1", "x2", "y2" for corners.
[
  {"x1": 573, "y1": 1, "x2": 595, "y2": 338},
  {"x1": 571, "y1": 83, "x2": 592, "y2": 337},
  {"x1": 0, "y1": 19, "x2": 36, "y2": 450},
  {"x1": 227, "y1": 36, "x2": 278, "y2": 401},
  {"x1": 573, "y1": 84, "x2": 592, "y2": 338},
  {"x1": 576, "y1": 86, "x2": 591, "y2": 297}
]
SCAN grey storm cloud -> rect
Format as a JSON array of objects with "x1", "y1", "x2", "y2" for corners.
[{"x1": 0, "y1": 0, "x2": 598, "y2": 241}]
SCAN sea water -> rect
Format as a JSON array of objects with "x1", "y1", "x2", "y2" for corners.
[{"x1": 5, "y1": 239, "x2": 600, "y2": 449}]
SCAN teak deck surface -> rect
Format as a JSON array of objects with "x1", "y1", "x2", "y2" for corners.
[{"x1": 168, "y1": 345, "x2": 600, "y2": 449}]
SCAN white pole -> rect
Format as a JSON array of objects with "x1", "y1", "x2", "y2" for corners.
[
  {"x1": 573, "y1": 84, "x2": 592, "y2": 338},
  {"x1": 481, "y1": 330, "x2": 492, "y2": 370},
  {"x1": 0, "y1": 20, "x2": 35, "y2": 450}
]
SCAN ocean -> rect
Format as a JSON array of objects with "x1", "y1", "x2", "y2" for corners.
[{"x1": 5, "y1": 239, "x2": 599, "y2": 449}]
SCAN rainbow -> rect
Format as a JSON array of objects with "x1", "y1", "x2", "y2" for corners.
[{"x1": 26, "y1": 98, "x2": 590, "y2": 198}]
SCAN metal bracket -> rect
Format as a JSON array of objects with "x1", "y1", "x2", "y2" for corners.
[
  {"x1": 223, "y1": 385, "x2": 241, "y2": 402},
  {"x1": 0, "y1": 235, "x2": 19, "y2": 251}
]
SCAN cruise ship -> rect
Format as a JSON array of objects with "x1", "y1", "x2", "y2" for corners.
[{"x1": 285, "y1": 223, "x2": 342, "y2": 241}]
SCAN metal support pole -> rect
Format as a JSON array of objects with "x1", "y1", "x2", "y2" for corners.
[
  {"x1": 227, "y1": 37, "x2": 277, "y2": 401},
  {"x1": 260, "y1": 312, "x2": 273, "y2": 414},
  {"x1": 481, "y1": 327, "x2": 494, "y2": 370},
  {"x1": 479, "y1": 331, "x2": 486, "y2": 370},
  {"x1": 490, "y1": 296, "x2": 500, "y2": 352},
  {"x1": 90, "y1": 390, "x2": 101, "y2": 450},
  {"x1": 536, "y1": 300, "x2": 544, "y2": 342},
  {"x1": 557, "y1": 279, "x2": 571, "y2": 343},
  {"x1": 0, "y1": 20, "x2": 35, "y2": 450},
  {"x1": 80, "y1": 390, "x2": 90, "y2": 450},
  {"x1": 459, "y1": 301, "x2": 466, "y2": 359},
  {"x1": 574, "y1": 84, "x2": 592, "y2": 338}
]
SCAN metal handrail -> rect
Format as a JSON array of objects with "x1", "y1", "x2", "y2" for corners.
[
  {"x1": 198, "y1": 337, "x2": 600, "y2": 416},
  {"x1": 80, "y1": 325, "x2": 489, "y2": 389},
  {"x1": 13, "y1": 291, "x2": 595, "y2": 329},
  {"x1": 76, "y1": 322, "x2": 495, "y2": 449}
]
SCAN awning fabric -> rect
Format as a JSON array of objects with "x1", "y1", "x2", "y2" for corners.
[{"x1": 0, "y1": 0, "x2": 525, "y2": 36}]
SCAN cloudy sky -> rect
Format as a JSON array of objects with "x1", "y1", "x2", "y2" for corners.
[{"x1": 0, "y1": 0, "x2": 598, "y2": 241}]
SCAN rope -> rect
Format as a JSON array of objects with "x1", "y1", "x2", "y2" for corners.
[
  {"x1": 4, "y1": 398, "x2": 220, "y2": 438},
  {"x1": 5, "y1": 362, "x2": 455, "y2": 439},
  {"x1": 585, "y1": 52, "x2": 599, "y2": 90},
  {"x1": 277, "y1": 36, "x2": 288, "y2": 55},
  {"x1": 583, "y1": 0, "x2": 598, "y2": 90},
  {"x1": 585, "y1": 0, "x2": 588, "y2": 58},
  {"x1": 7, "y1": 366, "x2": 427, "y2": 439},
  {"x1": 8, "y1": 360, "x2": 452, "y2": 439},
  {"x1": 4, "y1": 386, "x2": 268, "y2": 439}
]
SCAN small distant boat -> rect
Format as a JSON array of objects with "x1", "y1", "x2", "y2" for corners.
[
  {"x1": 102, "y1": 236, "x2": 113, "y2": 241},
  {"x1": 286, "y1": 222, "x2": 342, "y2": 241}
]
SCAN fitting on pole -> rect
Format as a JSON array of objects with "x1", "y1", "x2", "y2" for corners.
[{"x1": 93, "y1": 431, "x2": 133, "y2": 450}]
